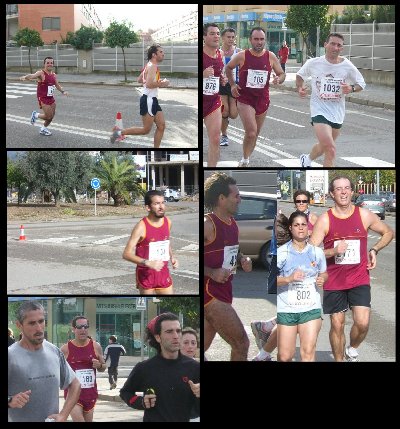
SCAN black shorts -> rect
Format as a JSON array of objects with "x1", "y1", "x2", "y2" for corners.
[
  {"x1": 140, "y1": 94, "x2": 162, "y2": 117},
  {"x1": 219, "y1": 82, "x2": 233, "y2": 97},
  {"x1": 323, "y1": 285, "x2": 371, "y2": 314}
]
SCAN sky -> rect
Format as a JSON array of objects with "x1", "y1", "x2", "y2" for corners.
[{"x1": 94, "y1": 4, "x2": 198, "y2": 32}]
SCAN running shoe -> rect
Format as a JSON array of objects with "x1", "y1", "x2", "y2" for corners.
[
  {"x1": 110, "y1": 126, "x2": 122, "y2": 143},
  {"x1": 39, "y1": 128, "x2": 52, "y2": 136},
  {"x1": 220, "y1": 135, "x2": 229, "y2": 146},
  {"x1": 300, "y1": 153, "x2": 312, "y2": 168},
  {"x1": 31, "y1": 110, "x2": 37, "y2": 125},
  {"x1": 344, "y1": 346, "x2": 360, "y2": 362},
  {"x1": 251, "y1": 318, "x2": 276, "y2": 350},
  {"x1": 238, "y1": 159, "x2": 250, "y2": 167},
  {"x1": 252, "y1": 354, "x2": 273, "y2": 361}
]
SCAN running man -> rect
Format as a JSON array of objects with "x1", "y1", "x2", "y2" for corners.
[
  {"x1": 203, "y1": 23, "x2": 227, "y2": 167},
  {"x1": 225, "y1": 27, "x2": 285, "y2": 166},
  {"x1": 60, "y1": 316, "x2": 106, "y2": 422},
  {"x1": 110, "y1": 44, "x2": 170, "y2": 147},
  {"x1": 310, "y1": 176, "x2": 394, "y2": 361},
  {"x1": 20, "y1": 56, "x2": 69, "y2": 136},
  {"x1": 122, "y1": 190, "x2": 178, "y2": 295},
  {"x1": 219, "y1": 27, "x2": 241, "y2": 147},
  {"x1": 296, "y1": 33, "x2": 366, "y2": 167},
  {"x1": 204, "y1": 172, "x2": 253, "y2": 360}
]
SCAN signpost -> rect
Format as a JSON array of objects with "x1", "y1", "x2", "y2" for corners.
[{"x1": 91, "y1": 178, "x2": 100, "y2": 216}]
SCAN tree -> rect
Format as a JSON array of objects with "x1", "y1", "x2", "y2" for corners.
[
  {"x1": 159, "y1": 298, "x2": 200, "y2": 331},
  {"x1": 104, "y1": 21, "x2": 139, "y2": 82},
  {"x1": 65, "y1": 25, "x2": 103, "y2": 50},
  {"x1": 7, "y1": 158, "x2": 28, "y2": 205},
  {"x1": 14, "y1": 27, "x2": 44, "y2": 73},
  {"x1": 371, "y1": 5, "x2": 395, "y2": 23},
  {"x1": 285, "y1": 5, "x2": 329, "y2": 62},
  {"x1": 93, "y1": 156, "x2": 142, "y2": 206}
]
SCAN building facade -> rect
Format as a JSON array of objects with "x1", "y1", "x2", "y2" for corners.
[{"x1": 152, "y1": 9, "x2": 198, "y2": 42}]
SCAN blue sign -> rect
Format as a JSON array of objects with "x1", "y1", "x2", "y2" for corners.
[
  {"x1": 91, "y1": 178, "x2": 100, "y2": 190},
  {"x1": 226, "y1": 13, "x2": 239, "y2": 22},
  {"x1": 203, "y1": 14, "x2": 225, "y2": 23},
  {"x1": 262, "y1": 12, "x2": 286, "y2": 22},
  {"x1": 239, "y1": 12, "x2": 257, "y2": 21}
]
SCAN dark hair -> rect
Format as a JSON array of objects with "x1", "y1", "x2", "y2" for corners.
[
  {"x1": 16, "y1": 301, "x2": 44, "y2": 324},
  {"x1": 204, "y1": 172, "x2": 237, "y2": 211},
  {"x1": 43, "y1": 56, "x2": 54, "y2": 64},
  {"x1": 181, "y1": 327, "x2": 199, "y2": 345},
  {"x1": 326, "y1": 32, "x2": 344, "y2": 43},
  {"x1": 293, "y1": 189, "x2": 311, "y2": 202},
  {"x1": 144, "y1": 190, "x2": 164, "y2": 206},
  {"x1": 222, "y1": 27, "x2": 236, "y2": 36},
  {"x1": 147, "y1": 44, "x2": 162, "y2": 61},
  {"x1": 145, "y1": 312, "x2": 180, "y2": 354},
  {"x1": 109, "y1": 335, "x2": 117, "y2": 343},
  {"x1": 71, "y1": 315, "x2": 89, "y2": 328},
  {"x1": 8, "y1": 328, "x2": 14, "y2": 337},
  {"x1": 250, "y1": 27, "x2": 266, "y2": 38},
  {"x1": 329, "y1": 176, "x2": 354, "y2": 193},
  {"x1": 203, "y1": 23, "x2": 220, "y2": 36},
  {"x1": 276, "y1": 213, "x2": 291, "y2": 246}
]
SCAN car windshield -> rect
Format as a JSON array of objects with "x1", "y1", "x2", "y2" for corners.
[{"x1": 359, "y1": 195, "x2": 384, "y2": 201}]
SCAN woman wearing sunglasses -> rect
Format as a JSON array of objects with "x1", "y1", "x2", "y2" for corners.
[{"x1": 293, "y1": 190, "x2": 318, "y2": 235}]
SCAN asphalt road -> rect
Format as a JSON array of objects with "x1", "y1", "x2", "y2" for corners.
[
  {"x1": 7, "y1": 211, "x2": 199, "y2": 295},
  {"x1": 205, "y1": 205, "x2": 395, "y2": 362},
  {"x1": 203, "y1": 88, "x2": 395, "y2": 167},
  {"x1": 6, "y1": 82, "x2": 198, "y2": 148}
]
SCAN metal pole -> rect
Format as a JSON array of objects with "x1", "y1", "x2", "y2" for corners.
[
  {"x1": 94, "y1": 189, "x2": 97, "y2": 216},
  {"x1": 372, "y1": 21, "x2": 375, "y2": 70},
  {"x1": 349, "y1": 21, "x2": 352, "y2": 62},
  {"x1": 170, "y1": 41, "x2": 173, "y2": 73},
  {"x1": 316, "y1": 26, "x2": 320, "y2": 57},
  {"x1": 376, "y1": 170, "x2": 380, "y2": 195},
  {"x1": 140, "y1": 309, "x2": 144, "y2": 361}
]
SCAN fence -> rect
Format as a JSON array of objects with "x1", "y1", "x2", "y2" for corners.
[
  {"x1": 330, "y1": 22, "x2": 395, "y2": 72},
  {"x1": 6, "y1": 41, "x2": 198, "y2": 74}
]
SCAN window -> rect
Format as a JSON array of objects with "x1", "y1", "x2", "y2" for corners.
[{"x1": 42, "y1": 17, "x2": 60, "y2": 31}]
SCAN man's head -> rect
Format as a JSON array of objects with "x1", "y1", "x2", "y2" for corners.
[
  {"x1": 146, "y1": 312, "x2": 181, "y2": 356},
  {"x1": 329, "y1": 176, "x2": 354, "y2": 205},
  {"x1": 324, "y1": 33, "x2": 344, "y2": 57},
  {"x1": 221, "y1": 27, "x2": 236, "y2": 47},
  {"x1": 204, "y1": 172, "x2": 240, "y2": 214},
  {"x1": 203, "y1": 23, "x2": 220, "y2": 49},
  {"x1": 71, "y1": 315, "x2": 90, "y2": 341},
  {"x1": 144, "y1": 190, "x2": 165, "y2": 218},
  {"x1": 16, "y1": 301, "x2": 46, "y2": 348},
  {"x1": 147, "y1": 44, "x2": 164, "y2": 62},
  {"x1": 43, "y1": 56, "x2": 54, "y2": 70},
  {"x1": 282, "y1": 40, "x2": 287, "y2": 47},
  {"x1": 249, "y1": 27, "x2": 266, "y2": 52},
  {"x1": 109, "y1": 335, "x2": 117, "y2": 343}
]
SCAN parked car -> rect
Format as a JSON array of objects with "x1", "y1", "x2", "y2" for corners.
[
  {"x1": 384, "y1": 193, "x2": 396, "y2": 212},
  {"x1": 163, "y1": 188, "x2": 180, "y2": 202},
  {"x1": 354, "y1": 194, "x2": 385, "y2": 219},
  {"x1": 378, "y1": 191, "x2": 394, "y2": 203},
  {"x1": 233, "y1": 191, "x2": 277, "y2": 269}
]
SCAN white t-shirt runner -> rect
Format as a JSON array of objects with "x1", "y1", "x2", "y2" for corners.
[{"x1": 296, "y1": 56, "x2": 366, "y2": 124}]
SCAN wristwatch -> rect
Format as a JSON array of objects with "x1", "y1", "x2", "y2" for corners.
[
  {"x1": 141, "y1": 259, "x2": 148, "y2": 266},
  {"x1": 369, "y1": 248, "x2": 378, "y2": 255},
  {"x1": 351, "y1": 84, "x2": 356, "y2": 93},
  {"x1": 8, "y1": 396, "x2": 12, "y2": 407}
]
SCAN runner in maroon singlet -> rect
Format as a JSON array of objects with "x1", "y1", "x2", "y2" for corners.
[
  {"x1": 204, "y1": 172, "x2": 253, "y2": 361},
  {"x1": 123, "y1": 190, "x2": 178, "y2": 295},
  {"x1": 20, "y1": 56, "x2": 69, "y2": 136},
  {"x1": 225, "y1": 27, "x2": 285, "y2": 166},
  {"x1": 60, "y1": 316, "x2": 106, "y2": 422},
  {"x1": 310, "y1": 176, "x2": 393, "y2": 362},
  {"x1": 203, "y1": 23, "x2": 227, "y2": 167}
]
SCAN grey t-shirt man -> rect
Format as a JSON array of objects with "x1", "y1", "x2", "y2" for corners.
[{"x1": 8, "y1": 339, "x2": 76, "y2": 422}]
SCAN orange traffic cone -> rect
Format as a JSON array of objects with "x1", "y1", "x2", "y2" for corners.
[
  {"x1": 114, "y1": 112, "x2": 125, "y2": 141},
  {"x1": 19, "y1": 225, "x2": 26, "y2": 241}
]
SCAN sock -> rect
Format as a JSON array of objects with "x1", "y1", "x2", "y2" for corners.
[
  {"x1": 306, "y1": 154, "x2": 312, "y2": 163},
  {"x1": 256, "y1": 349, "x2": 270, "y2": 360},
  {"x1": 41, "y1": 126, "x2": 45, "y2": 131},
  {"x1": 117, "y1": 130, "x2": 122, "y2": 136},
  {"x1": 347, "y1": 346, "x2": 358, "y2": 356},
  {"x1": 34, "y1": 112, "x2": 39, "y2": 119}
]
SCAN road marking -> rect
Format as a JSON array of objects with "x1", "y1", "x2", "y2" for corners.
[
  {"x1": 29, "y1": 237, "x2": 79, "y2": 243},
  {"x1": 266, "y1": 116, "x2": 305, "y2": 128},
  {"x1": 272, "y1": 104, "x2": 308, "y2": 115},
  {"x1": 6, "y1": 95, "x2": 23, "y2": 98},
  {"x1": 274, "y1": 158, "x2": 323, "y2": 167},
  {"x1": 6, "y1": 89, "x2": 37, "y2": 95},
  {"x1": 341, "y1": 157, "x2": 395, "y2": 167},
  {"x1": 346, "y1": 109, "x2": 395, "y2": 122},
  {"x1": 92, "y1": 235, "x2": 130, "y2": 245},
  {"x1": 177, "y1": 243, "x2": 199, "y2": 252}
]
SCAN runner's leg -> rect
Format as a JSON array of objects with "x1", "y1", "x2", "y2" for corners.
[
  {"x1": 298, "y1": 318, "x2": 322, "y2": 361},
  {"x1": 237, "y1": 102, "x2": 257, "y2": 160},
  {"x1": 204, "y1": 108, "x2": 222, "y2": 167},
  {"x1": 313, "y1": 123, "x2": 336, "y2": 167},
  {"x1": 153, "y1": 111, "x2": 166, "y2": 148},
  {"x1": 329, "y1": 312, "x2": 346, "y2": 361}
]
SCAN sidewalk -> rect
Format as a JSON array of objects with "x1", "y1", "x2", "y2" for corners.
[
  {"x1": 6, "y1": 71, "x2": 198, "y2": 90},
  {"x1": 282, "y1": 59, "x2": 395, "y2": 110}
]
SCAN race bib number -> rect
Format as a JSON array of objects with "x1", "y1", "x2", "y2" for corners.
[
  {"x1": 222, "y1": 244, "x2": 239, "y2": 274},
  {"x1": 288, "y1": 277, "x2": 317, "y2": 307},
  {"x1": 319, "y1": 77, "x2": 342, "y2": 99},
  {"x1": 334, "y1": 239, "x2": 360, "y2": 264},
  {"x1": 246, "y1": 69, "x2": 268, "y2": 88},
  {"x1": 76, "y1": 369, "x2": 95, "y2": 389},
  {"x1": 203, "y1": 77, "x2": 219, "y2": 95},
  {"x1": 47, "y1": 85, "x2": 55, "y2": 97},
  {"x1": 149, "y1": 240, "x2": 170, "y2": 261}
]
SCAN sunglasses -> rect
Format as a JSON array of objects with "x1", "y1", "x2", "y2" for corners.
[
  {"x1": 75, "y1": 324, "x2": 89, "y2": 330},
  {"x1": 295, "y1": 200, "x2": 308, "y2": 203}
]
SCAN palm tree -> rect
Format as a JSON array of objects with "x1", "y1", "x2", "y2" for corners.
[{"x1": 94, "y1": 156, "x2": 143, "y2": 206}]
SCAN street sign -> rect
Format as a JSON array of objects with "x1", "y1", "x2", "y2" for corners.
[
  {"x1": 136, "y1": 297, "x2": 146, "y2": 310},
  {"x1": 91, "y1": 178, "x2": 100, "y2": 190}
]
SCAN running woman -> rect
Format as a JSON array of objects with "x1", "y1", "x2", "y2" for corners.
[{"x1": 20, "y1": 56, "x2": 69, "y2": 136}]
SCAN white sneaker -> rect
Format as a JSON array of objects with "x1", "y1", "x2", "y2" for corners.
[
  {"x1": 39, "y1": 128, "x2": 52, "y2": 136},
  {"x1": 220, "y1": 135, "x2": 229, "y2": 146},
  {"x1": 30, "y1": 111, "x2": 37, "y2": 125},
  {"x1": 238, "y1": 159, "x2": 250, "y2": 167},
  {"x1": 300, "y1": 153, "x2": 312, "y2": 168},
  {"x1": 344, "y1": 346, "x2": 359, "y2": 362}
]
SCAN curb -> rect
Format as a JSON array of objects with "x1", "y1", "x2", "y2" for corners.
[{"x1": 98, "y1": 393, "x2": 123, "y2": 402}]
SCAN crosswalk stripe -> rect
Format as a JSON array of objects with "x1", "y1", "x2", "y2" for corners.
[
  {"x1": 341, "y1": 157, "x2": 395, "y2": 167},
  {"x1": 6, "y1": 95, "x2": 23, "y2": 98},
  {"x1": 6, "y1": 89, "x2": 36, "y2": 95},
  {"x1": 274, "y1": 158, "x2": 323, "y2": 167}
]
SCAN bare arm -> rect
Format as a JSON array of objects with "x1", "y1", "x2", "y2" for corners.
[
  {"x1": 145, "y1": 63, "x2": 169, "y2": 88},
  {"x1": 20, "y1": 70, "x2": 44, "y2": 81},
  {"x1": 296, "y1": 74, "x2": 307, "y2": 97},
  {"x1": 58, "y1": 377, "x2": 81, "y2": 421},
  {"x1": 54, "y1": 75, "x2": 68, "y2": 96},
  {"x1": 92, "y1": 342, "x2": 107, "y2": 372},
  {"x1": 269, "y1": 52, "x2": 286, "y2": 84},
  {"x1": 309, "y1": 213, "x2": 345, "y2": 259},
  {"x1": 225, "y1": 51, "x2": 244, "y2": 86}
]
